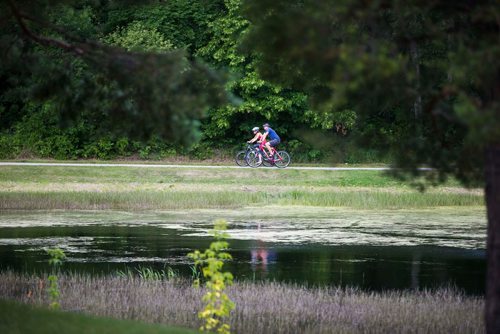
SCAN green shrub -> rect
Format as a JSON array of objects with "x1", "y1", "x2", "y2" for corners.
[
  {"x1": 115, "y1": 137, "x2": 131, "y2": 156},
  {"x1": 82, "y1": 138, "x2": 116, "y2": 159},
  {"x1": 0, "y1": 134, "x2": 20, "y2": 159},
  {"x1": 188, "y1": 220, "x2": 235, "y2": 334},
  {"x1": 188, "y1": 143, "x2": 214, "y2": 160},
  {"x1": 284, "y1": 139, "x2": 323, "y2": 162},
  {"x1": 46, "y1": 248, "x2": 66, "y2": 310}
]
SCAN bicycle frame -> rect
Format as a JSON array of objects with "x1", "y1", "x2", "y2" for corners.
[{"x1": 258, "y1": 142, "x2": 283, "y2": 163}]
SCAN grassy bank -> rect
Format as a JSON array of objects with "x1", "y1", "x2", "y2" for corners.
[
  {"x1": 0, "y1": 272, "x2": 483, "y2": 334},
  {"x1": 0, "y1": 189, "x2": 483, "y2": 210},
  {"x1": 0, "y1": 165, "x2": 483, "y2": 210},
  {"x1": 0, "y1": 299, "x2": 196, "y2": 334}
]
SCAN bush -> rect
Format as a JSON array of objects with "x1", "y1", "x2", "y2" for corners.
[
  {"x1": 188, "y1": 143, "x2": 214, "y2": 160},
  {"x1": 82, "y1": 138, "x2": 115, "y2": 159},
  {"x1": 115, "y1": 138, "x2": 131, "y2": 157},
  {"x1": 0, "y1": 133, "x2": 20, "y2": 159},
  {"x1": 285, "y1": 139, "x2": 323, "y2": 163}
]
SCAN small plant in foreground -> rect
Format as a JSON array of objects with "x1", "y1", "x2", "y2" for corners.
[
  {"x1": 188, "y1": 220, "x2": 235, "y2": 334},
  {"x1": 46, "y1": 248, "x2": 66, "y2": 310}
]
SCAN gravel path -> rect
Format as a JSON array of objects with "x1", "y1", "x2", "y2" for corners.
[{"x1": 0, "y1": 162, "x2": 432, "y2": 171}]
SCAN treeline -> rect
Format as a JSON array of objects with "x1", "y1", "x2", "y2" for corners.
[{"x1": 0, "y1": 0, "x2": 429, "y2": 162}]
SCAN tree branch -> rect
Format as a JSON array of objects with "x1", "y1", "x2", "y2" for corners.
[{"x1": 6, "y1": 0, "x2": 85, "y2": 55}]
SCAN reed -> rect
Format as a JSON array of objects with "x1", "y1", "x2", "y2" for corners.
[
  {"x1": 0, "y1": 272, "x2": 484, "y2": 334},
  {"x1": 0, "y1": 189, "x2": 483, "y2": 210}
]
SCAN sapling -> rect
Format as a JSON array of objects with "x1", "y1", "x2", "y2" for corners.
[
  {"x1": 188, "y1": 219, "x2": 235, "y2": 334},
  {"x1": 46, "y1": 248, "x2": 66, "y2": 310}
]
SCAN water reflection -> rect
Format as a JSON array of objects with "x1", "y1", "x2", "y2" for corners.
[
  {"x1": 249, "y1": 222, "x2": 276, "y2": 277},
  {"x1": 411, "y1": 252, "x2": 422, "y2": 289},
  {"x1": 250, "y1": 243, "x2": 278, "y2": 277},
  {"x1": 0, "y1": 221, "x2": 487, "y2": 295}
]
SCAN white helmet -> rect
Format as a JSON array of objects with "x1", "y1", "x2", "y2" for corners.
[{"x1": 252, "y1": 127, "x2": 259, "y2": 132}]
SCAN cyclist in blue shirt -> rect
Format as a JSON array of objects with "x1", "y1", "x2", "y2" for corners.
[{"x1": 261, "y1": 123, "x2": 280, "y2": 156}]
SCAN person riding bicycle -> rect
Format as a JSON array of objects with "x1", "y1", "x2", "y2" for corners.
[
  {"x1": 262, "y1": 123, "x2": 280, "y2": 157},
  {"x1": 247, "y1": 127, "x2": 265, "y2": 149}
]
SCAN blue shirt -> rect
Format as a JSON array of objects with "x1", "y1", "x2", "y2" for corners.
[{"x1": 266, "y1": 128, "x2": 280, "y2": 141}]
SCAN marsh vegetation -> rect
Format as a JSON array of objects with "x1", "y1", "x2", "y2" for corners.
[
  {"x1": 0, "y1": 272, "x2": 484, "y2": 334},
  {"x1": 0, "y1": 166, "x2": 483, "y2": 210}
]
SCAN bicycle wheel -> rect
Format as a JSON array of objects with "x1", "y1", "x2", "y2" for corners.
[
  {"x1": 246, "y1": 150, "x2": 262, "y2": 168},
  {"x1": 235, "y1": 151, "x2": 247, "y2": 166},
  {"x1": 263, "y1": 159, "x2": 273, "y2": 167},
  {"x1": 274, "y1": 151, "x2": 291, "y2": 168}
]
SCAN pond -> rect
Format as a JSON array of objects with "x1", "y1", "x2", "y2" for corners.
[{"x1": 0, "y1": 208, "x2": 486, "y2": 294}]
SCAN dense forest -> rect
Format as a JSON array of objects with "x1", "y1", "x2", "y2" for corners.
[
  {"x1": 0, "y1": 0, "x2": 497, "y2": 172},
  {"x1": 0, "y1": 0, "x2": 406, "y2": 163},
  {"x1": 1, "y1": 1, "x2": 294, "y2": 160}
]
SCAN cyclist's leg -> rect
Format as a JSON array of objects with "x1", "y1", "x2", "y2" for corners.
[
  {"x1": 268, "y1": 139, "x2": 280, "y2": 156},
  {"x1": 256, "y1": 143, "x2": 266, "y2": 157},
  {"x1": 265, "y1": 141, "x2": 275, "y2": 156}
]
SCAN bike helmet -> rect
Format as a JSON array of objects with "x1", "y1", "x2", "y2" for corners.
[
  {"x1": 252, "y1": 127, "x2": 259, "y2": 132},
  {"x1": 263, "y1": 123, "x2": 270, "y2": 128}
]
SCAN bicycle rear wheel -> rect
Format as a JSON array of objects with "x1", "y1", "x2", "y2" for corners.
[
  {"x1": 235, "y1": 151, "x2": 247, "y2": 166},
  {"x1": 246, "y1": 151, "x2": 262, "y2": 168},
  {"x1": 274, "y1": 151, "x2": 291, "y2": 168},
  {"x1": 263, "y1": 160, "x2": 273, "y2": 167}
]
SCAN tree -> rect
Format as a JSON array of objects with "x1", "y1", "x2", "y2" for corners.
[
  {"x1": 0, "y1": 0, "x2": 226, "y2": 147},
  {"x1": 196, "y1": 0, "x2": 356, "y2": 159},
  {"x1": 104, "y1": 21, "x2": 173, "y2": 52},
  {"x1": 242, "y1": 0, "x2": 499, "y2": 331},
  {"x1": 197, "y1": 0, "x2": 318, "y2": 150}
]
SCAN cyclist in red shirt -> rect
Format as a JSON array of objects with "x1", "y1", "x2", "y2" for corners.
[{"x1": 247, "y1": 126, "x2": 266, "y2": 149}]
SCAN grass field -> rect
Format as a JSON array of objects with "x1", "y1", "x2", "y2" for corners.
[
  {"x1": 0, "y1": 272, "x2": 484, "y2": 334},
  {"x1": 0, "y1": 298, "x2": 196, "y2": 334},
  {"x1": 0, "y1": 165, "x2": 484, "y2": 210}
]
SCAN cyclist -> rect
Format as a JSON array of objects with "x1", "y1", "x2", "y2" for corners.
[
  {"x1": 247, "y1": 126, "x2": 265, "y2": 149},
  {"x1": 262, "y1": 123, "x2": 280, "y2": 157}
]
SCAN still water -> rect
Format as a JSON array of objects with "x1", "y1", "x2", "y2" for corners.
[{"x1": 0, "y1": 209, "x2": 486, "y2": 294}]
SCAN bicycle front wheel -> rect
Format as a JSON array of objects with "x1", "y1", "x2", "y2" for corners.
[
  {"x1": 246, "y1": 151, "x2": 262, "y2": 168},
  {"x1": 235, "y1": 151, "x2": 247, "y2": 166},
  {"x1": 274, "y1": 151, "x2": 291, "y2": 168}
]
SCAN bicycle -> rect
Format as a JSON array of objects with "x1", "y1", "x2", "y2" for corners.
[
  {"x1": 246, "y1": 142, "x2": 291, "y2": 168},
  {"x1": 235, "y1": 144, "x2": 258, "y2": 166}
]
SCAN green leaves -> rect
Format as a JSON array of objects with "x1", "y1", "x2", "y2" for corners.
[
  {"x1": 2, "y1": 1, "x2": 227, "y2": 147},
  {"x1": 46, "y1": 248, "x2": 66, "y2": 310},
  {"x1": 198, "y1": 0, "x2": 315, "y2": 145},
  {"x1": 104, "y1": 22, "x2": 173, "y2": 52},
  {"x1": 242, "y1": 0, "x2": 499, "y2": 184},
  {"x1": 46, "y1": 248, "x2": 66, "y2": 268},
  {"x1": 188, "y1": 219, "x2": 234, "y2": 334}
]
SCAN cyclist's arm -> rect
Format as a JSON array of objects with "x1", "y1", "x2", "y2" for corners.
[
  {"x1": 247, "y1": 133, "x2": 259, "y2": 143},
  {"x1": 261, "y1": 132, "x2": 269, "y2": 141}
]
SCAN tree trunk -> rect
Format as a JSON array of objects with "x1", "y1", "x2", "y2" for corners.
[
  {"x1": 485, "y1": 146, "x2": 500, "y2": 334},
  {"x1": 409, "y1": 40, "x2": 422, "y2": 121}
]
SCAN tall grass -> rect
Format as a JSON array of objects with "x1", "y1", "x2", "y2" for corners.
[
  {"x1": 115, "y1": 266, "x2": 178, "y2": 280},
  {"x1": 0, "y1": 272, "x2": 484, "y2": 334},
  {"x1": 0, "y1": 191, "x2": 262, "y2": 210},
  {"x1": 278, "y1": 190, "x2": 484, "y2": 208},
  {"x1": 0, "y1": 189, "x2": 484, "y2": 210}
]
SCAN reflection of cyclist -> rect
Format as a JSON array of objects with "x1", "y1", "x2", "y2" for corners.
[
  {"x1": 247, "y1": 126, "x2": 265, "y2": 149},
  {"x1": 262, "y1": 123, "x2": 280, "y2": 156},
  {"x1": 250, "y1": 224, "x2": 277, "y2": 276}
]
